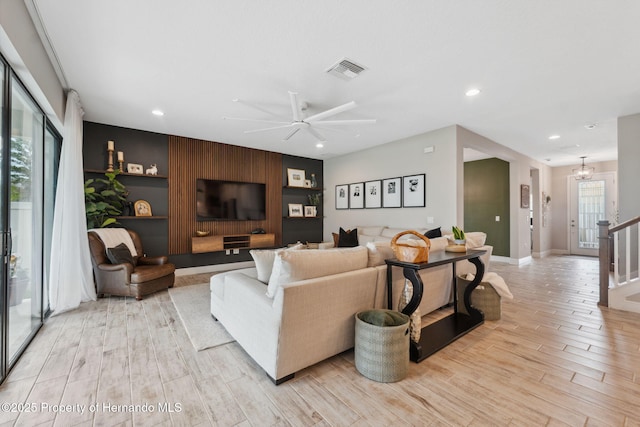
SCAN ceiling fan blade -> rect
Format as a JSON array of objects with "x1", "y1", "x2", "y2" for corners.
[
  {"x1": 223, "y1": 117, "x2": 290, "y2": 125},
  {"x1": 232, "y1": 98, "x2": 289, "y2": 120},
  {"x1": 282, "y1": 127, "x2": 301, "y2": 141},
  {"x1": 289, "y1": 91, "x2": 303, "y2": 122},
  {"x1": 244, "y1": 124, "x2": 294, "y2": 134},
  {"x1": 306, "y1": 126, "x2": 326, "y2": 142},
  {"x1": 304, "y1": 101, "x2": 357, "y2": 123},
  {"x1": 313, "y1": 119, "x2": 377, "y2": 126}
]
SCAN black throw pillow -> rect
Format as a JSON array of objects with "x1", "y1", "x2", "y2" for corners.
[
  {"x1": 106, "y1": 243, "x2": 135, "y2": 265},
  {"x1": 338, "y1": 227, "x2": 358, "y2": 247},
  {"x1": 424, "y1": 227, "x2": 442, "y2": 239}
]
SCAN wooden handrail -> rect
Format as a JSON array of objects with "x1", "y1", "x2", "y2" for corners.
[{"x1": 609, "y1": 215, "x2": 640, "y2": 234}]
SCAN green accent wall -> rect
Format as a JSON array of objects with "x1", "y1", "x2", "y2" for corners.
[{"x1": 464, "y1": 158, "x2": 510, "y2": 256}]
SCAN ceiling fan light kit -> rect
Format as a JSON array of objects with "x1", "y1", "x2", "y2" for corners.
[{"x1": 225, "y1": 90, "x2": 376, "y2": 143}]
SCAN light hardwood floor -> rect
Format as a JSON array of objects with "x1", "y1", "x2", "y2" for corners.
[{"x1": 1, "y1": 255, "x2": 639, "y2": 426}]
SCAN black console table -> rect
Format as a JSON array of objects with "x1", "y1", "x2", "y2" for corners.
[{"x1": 385, "y1": 249, "x2": 486, "y2": 362}]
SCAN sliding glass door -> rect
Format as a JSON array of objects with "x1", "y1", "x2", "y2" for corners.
[
  {"x1": 0, "y1": 54, "x2": 61, "y2": 382},
  {"x1": 8, "y1": 80, "x2": 44, "y2": 364}
]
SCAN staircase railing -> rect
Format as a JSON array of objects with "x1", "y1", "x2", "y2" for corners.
[{"x1": 598, "y1": 216, "x2": 640, "y2": 307}]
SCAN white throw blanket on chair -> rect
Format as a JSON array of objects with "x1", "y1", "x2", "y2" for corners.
[
  {"x1": 463, "y1": 272, "x2": 513, "y2": 300},
  {"x1": 89, "y1": 228, "x2": 138, "y2": 256}
]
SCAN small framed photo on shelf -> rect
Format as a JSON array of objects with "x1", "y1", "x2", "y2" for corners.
[
  {"x1": 287, "y1": 168, "x2": 306, "y2": 187},
  {"x1": 288, "y1": 203, "x2": 304, "y2": 217},
  {"x1": 402, "y1": 174, "x2": 425, "y2": 207},
  {"x1": 364, "y1": 180, "x2": 382, "y2": 208},
  {"x1": 134, "y1": 199, "x2": 152, "y2": 217},
  {"x1": 304, "y1": 179, "x2": 312, "y2": 188},
  {"x1": 349, "y1": 182, "x2": 364, "y2": 209},
  {"x1": 304, "y1": 206, "x2": 317, "y2": 217},
  {"x1": 335, "y1": 184, "x2": 349, "y2": 209},
  {"x1": 382, "y1": 177, "x2": 402, "y2": 208},
  {"x1": 127, "y1": 163, "x2": 143, "y2": 174}
]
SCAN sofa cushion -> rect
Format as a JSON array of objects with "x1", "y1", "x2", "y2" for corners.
[
  {"x1": 266, "y1": 246, "x2": 368, "y2": 298},
  {"x1": 357, "y1": 226, "x2": 385, "y2": 237},
  {"x1": 465, "y1": 232, "x2": 487, "y2": 248},
  {"x1": 429, "y1": 237, "x2": 449, "y2": 252},
  {"x1": 380, "y1": 227, "x2": 406, "y2": 238},
  {"x1": 366, "y1": 241, "x2": 395, "y2": 267},
  {"x1": 106, "y1": 243, "x2": 135, "y2": 266},
  {"x1": 338, "y1": 227, "x2": 358, "y2": 247},
  {"x1": 250, "y1": 244, "x2": 303, "y2": 284}
]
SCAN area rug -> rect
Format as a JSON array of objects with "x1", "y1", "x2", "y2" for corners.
[{"x1": 169, "y1": 283, "x2": 234, "y2": 351}]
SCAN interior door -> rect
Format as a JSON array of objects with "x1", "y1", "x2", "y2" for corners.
[{"x1": 569, "y1": 172, "x2": 616, "y2": 256}]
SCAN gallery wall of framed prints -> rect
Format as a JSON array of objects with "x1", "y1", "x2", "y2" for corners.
[{"x1": 335, "y1": 173, "x2": 425, "y2": 209}]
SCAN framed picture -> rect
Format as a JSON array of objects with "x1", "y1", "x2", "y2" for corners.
[
  {"x1": 304, "y1": 205, "x2": 317, "y2": 217},
  {"x1": 288, "y1": 203, "x2": 304, "y2": 217},
  {"x1": 364, "y1": 180, "x2": 382, "y2": 208},
  {"x1": 521, "y1": 184, "x2": 530, "y2": 208},
  {"x1": 127, "y1": 163, "x2": 143, "y2": 174},
  {"x1": 287, "y1": 168, "x2": 306, "y2": 187},
  {"x1": 349, "y1": 182, "x2": 364, "y2": 209},
  {"x1": 403, "y1": 174, "x2": 425, "y2": 207},
  {"x1": 304, "y1": 179, "x2": 312, "y2": 188},
  {"x1": 382, "y1": 177, "x2": 402, "y2": 208},
  {"x1": 134, "y1": 199, "x2": 152, "y2": 217},
  {"x1": 335, "y1": 184, "x2": 349, "y2": 209}
]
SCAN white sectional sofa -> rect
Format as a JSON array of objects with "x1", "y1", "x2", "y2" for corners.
[{"x1": 210, "y1": 227, "x2": 492, "y2": 384}]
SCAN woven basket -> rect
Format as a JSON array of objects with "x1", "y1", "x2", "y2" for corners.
[
  {"x1": 456, "y1": 275, "x2": 502, "y2": 320},
  {"x1": 355, "y1": 310, "x2": 410, "y2": 382},
  {"x1": 390, "y1": 230, "x2": 431, "y2": 263}
]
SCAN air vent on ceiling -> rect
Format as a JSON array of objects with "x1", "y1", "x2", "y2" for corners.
[{"x1": 326, "y1": 58, "x2": 366, "y2": 80}]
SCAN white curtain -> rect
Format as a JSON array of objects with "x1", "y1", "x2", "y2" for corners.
[{"x1": 49, "y1": 90, "x2": 96, "y2": 315}]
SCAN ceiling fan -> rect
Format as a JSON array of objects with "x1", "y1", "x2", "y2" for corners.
[{"x1": 223, "y1": 91, "x2": 376, "y2": 142}]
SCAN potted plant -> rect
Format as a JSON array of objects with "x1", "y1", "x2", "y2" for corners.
[
  {"x1": 307, "y1": 192, "x2": 321, "y2": 206},
  {"x1": 452, "y1": 226, "x2": 466, "y2": 245},
  {"x1": 84, "y1": 171, "x2": 129, "y2": 228}
]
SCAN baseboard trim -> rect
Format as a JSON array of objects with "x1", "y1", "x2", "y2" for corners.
[
  {"x1": 175, "y1": 261, "x2": 255, "y2": 276},
  {"x1": 491, "y1": 255, "x2": 532, "y2": 265}
]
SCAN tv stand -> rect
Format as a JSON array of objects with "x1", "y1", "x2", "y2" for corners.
[{"x1": 191, "y1": 233, "x2": 275, "y2": 253}]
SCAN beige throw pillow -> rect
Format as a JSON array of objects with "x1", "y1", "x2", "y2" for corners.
[
  {"x1": 366, "y1": 241, "x2": 395, "y2": 267},
  {"x1": 250, "y1": 244, "x2": 303, "y2": 284}
]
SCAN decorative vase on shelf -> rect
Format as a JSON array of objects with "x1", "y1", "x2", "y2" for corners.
[
  {"x1": 310, "y1": 173, "x2": 317, "y2": 188},
  {"x1": 398, "y1": 278, "x2": 421, "y2": 342}
]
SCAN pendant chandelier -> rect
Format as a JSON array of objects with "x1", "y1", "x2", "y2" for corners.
[{"x1": 573, "y1": 156, "x2": 594, "y2": 180}]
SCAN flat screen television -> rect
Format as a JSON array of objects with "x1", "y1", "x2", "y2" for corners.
[{"x1": 196, "y1": 179, "x2": 266, "y2": 221}]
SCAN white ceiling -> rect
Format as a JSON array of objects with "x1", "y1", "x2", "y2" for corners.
[{"x1": 30, "y1": 0, "x2": 640, "y2": 166}]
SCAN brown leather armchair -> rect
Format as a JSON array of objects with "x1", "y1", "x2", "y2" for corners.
[{"x1": 88, "y1": 229, "x2": 175, "y2": 300}]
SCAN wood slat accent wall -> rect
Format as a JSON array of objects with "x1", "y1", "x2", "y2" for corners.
[{"x1": 168, "y1": 136, "x2": 282, "y2": 254}]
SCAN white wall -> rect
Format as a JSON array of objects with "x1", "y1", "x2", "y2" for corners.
[
  {"x1": 618, "y1": 113, "x2": 640, "y2": 223},
  {"x1": 550, "y1": 160, "x2": 618, "y2": 253},
  {"x1": 0, "y1": 0, "x2": 64, "y2": 128},
  {"x1": 455, "y1": 126, "x2": 553, "y2": 262},
  {"x1": 323, "y1": 126, "x2": 458, "y2": 240},
  {"x1": 324, "y1": 124, "x2": 554, "y2": 263}
]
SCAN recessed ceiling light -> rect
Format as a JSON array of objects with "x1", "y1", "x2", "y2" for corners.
[
  {"x1": 316, "y1": 142, "x2": 324, "y2": 148},
  {"x1": 152, "y1": 109, "x2": 164, "y2": 116},
  {"x1": 465, "y1": 88, "x2": 481, "y2": 97},
  {"x1": 585, "y1": 123, "x2": 597, "y2": 130},
  {"x1": 548, "y1": 134, "x2": 560, "y2": 140}
]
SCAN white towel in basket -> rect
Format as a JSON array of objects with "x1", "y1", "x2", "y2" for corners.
[{"x1": 463, "y1": 272, "x2": 513, "y2": 300}]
